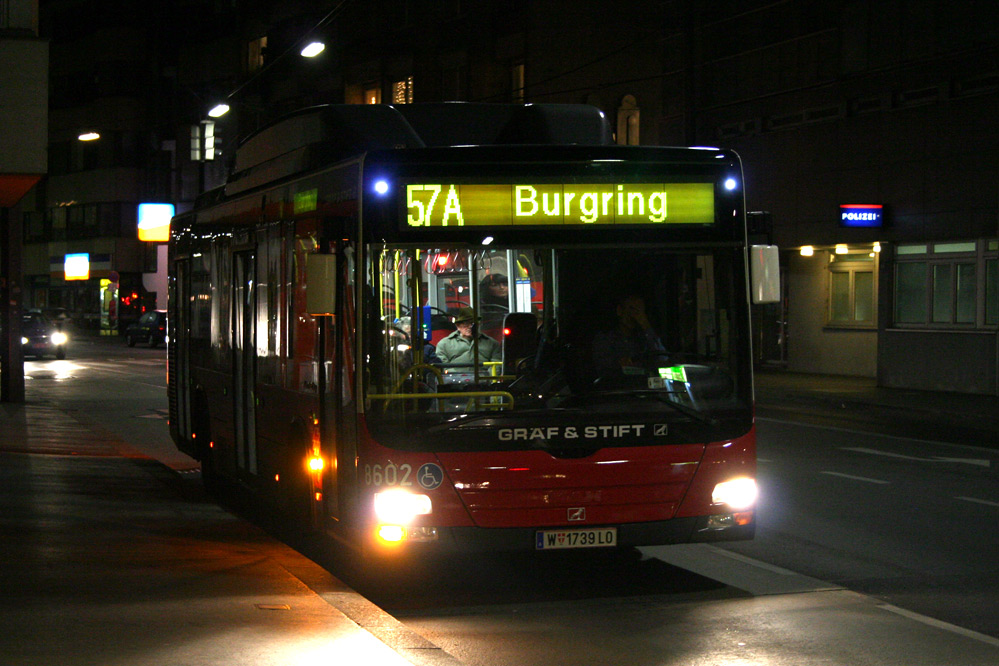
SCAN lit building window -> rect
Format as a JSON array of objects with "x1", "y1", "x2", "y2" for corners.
[
  {"x1": 617, "y1": 95, "x2": 639, "y2": 145},
  {"x1": 247, "y1": 36, "x2": 268, "y2": 72},
  {"x1": 190, "y1": 121, "x2": 216, "y2": 161},
  {"x1": 392, "y1": 76, "x2": 414, "y2": 104},
  {"x1": 365, "y1": 87, "x2": 382, "y2": 104},
  {"x1": 827, "y1": 251, "x2": 876, "y2": 327},
  {"x1": 511, "y1": 63, "x2": 524, "y2": 103}
]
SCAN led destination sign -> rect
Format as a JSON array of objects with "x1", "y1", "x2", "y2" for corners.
[{"x1": 405, "y1": 182, "x2": 715, "y2": 227}]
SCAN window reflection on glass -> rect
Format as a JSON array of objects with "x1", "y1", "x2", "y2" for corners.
[
  {"x1": 895, "y1": 262, "x2": 927, "y2": 324},
  {"x1": 854, "y1": 271, "x2": 873, "y2": 322},
  {"x1": 830, "y1": 272, "x2": 850, "y2": 322},
  {"x1": 932, "y1": 264, "x2": 952, "y2": 323}
]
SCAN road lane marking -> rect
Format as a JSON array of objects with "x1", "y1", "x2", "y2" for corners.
[
  {"x1": 955, "y1": 496, "x2": 999, "y2": 508},
  {"x1": 843, "y1": 447, "x2": 992, "y2": 468},
  {"x1": 641, "y1": 543, "x2": 842, "y2": 596},
  {"x1": 756, "y1": 416, "x2": 996, "y2": 454},
  {"x1": 842, "y1": 447, "x2": 924, "y2": 461},
  {"x1": 877, "y1": 602, "x2": 999, "y2": 648},
  {"x1": 932, "y1": 456, "x2": 991, "y2": 467},
  {"x1": 820, "y1": 471, "x2": 889, "y2": 484}
]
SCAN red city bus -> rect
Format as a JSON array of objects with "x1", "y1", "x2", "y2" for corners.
[{"x1": 168, "y1": 103, "x2": 778, "y2": 557}]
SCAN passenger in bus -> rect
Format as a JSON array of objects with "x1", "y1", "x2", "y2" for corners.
[
  {"x1": 393, "y1": 317, "x2": 443, "y2": 374},
  {"x1": 479, "y1": 273, "x2": 509, "y2": 309},
  {"x1": 436, "y1": 307, "x2": 502, "y2": 367},
  {"x1": 478, "y1": 273, "x2": 510, "y2": 331},
  {"x1": 592, "y1": 294, "x2": 667, "y2": 374}
]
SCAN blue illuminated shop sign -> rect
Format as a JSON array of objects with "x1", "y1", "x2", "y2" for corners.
[{"x1": 840, "y1": 204, "x2": 883, "y2": 228}]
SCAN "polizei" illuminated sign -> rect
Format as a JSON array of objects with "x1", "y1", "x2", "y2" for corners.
[
  {"x1": 839, "y1": 204, "x2": 883, "y2": 228},
  {"x1": 404, "y1": 182, "x2": 716, "y2": 227}
]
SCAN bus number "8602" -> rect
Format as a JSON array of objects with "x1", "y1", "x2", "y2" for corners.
[{"x1": 364, "y1": 463, "x2": 413, "y2": 487}]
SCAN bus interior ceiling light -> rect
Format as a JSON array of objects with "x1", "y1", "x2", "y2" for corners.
[
  {"x1": 78, "y1": 132, "x2": 100, "y2": 141},
  {"x1": 300, "y1": 41, "x2": 325, "y2": 58},
  {"x1": 800, "y1": 245, "x2": 815, "y2": 257},
  {"x1": 208, "y1": 103, "x2": 230, "y2": 118}
]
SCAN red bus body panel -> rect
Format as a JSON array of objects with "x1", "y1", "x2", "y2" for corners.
[{"x1": 436, "y1": 445, "x2": 704, "y2": 528}]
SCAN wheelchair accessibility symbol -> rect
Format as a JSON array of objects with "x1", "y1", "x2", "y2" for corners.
[{"x1": 417, "y1": 463, "x2": 444, "y2": 490}]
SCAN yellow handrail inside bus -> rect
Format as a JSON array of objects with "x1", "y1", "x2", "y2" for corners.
[
  {"x1": 390, "y1": 363, "x2": 444, "y2": 395},
  {"x1": 367, "y1": 390, "x2": 515, "y2": 410}
]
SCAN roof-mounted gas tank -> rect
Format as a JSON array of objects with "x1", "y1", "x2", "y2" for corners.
[{"x1": 225, "y1": 104, "x2": 425, "y2": 196}]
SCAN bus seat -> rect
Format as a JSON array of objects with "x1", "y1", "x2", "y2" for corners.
[{"x1": 429, "y1": 313, "x2": 455, "y2": 346}]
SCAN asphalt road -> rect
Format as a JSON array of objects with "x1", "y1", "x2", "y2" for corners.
[
  {"x1": 18, "y1": 338, "x2": 999, "y2": 666},
  {"x1": 727, "y1": 417, "x2": 999, "y2": 634}
]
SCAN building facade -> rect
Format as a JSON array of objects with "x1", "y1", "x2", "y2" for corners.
[
  {"x1": 677, "y1": 1, "x2": 999, "y2": 394},
  {"x1": 21, "y1": 0, "x2": 176, "y2": 332},
  {"x1": 20, "y1": 0, "x2": 999, "y2": 393}
]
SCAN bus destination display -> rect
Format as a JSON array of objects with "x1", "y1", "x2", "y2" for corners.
[{"x1": 405, "y1": 182, "x2": 715, "y2": 227}]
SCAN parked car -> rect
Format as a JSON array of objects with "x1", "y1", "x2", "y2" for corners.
[
  {"x1": 124, "y1": 310, "x2": 167, "y2": 348},
  {"x1": 21, "y1": 311, "x2": 68, "y2": 359}
]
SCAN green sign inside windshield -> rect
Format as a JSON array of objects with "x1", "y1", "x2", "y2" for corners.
[{"x1": 405, "y1": 183, "x2": 715, "y2": 227}]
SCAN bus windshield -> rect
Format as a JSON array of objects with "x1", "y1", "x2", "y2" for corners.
[{"x1": 363, "y1": 243, "x2": 752, "y2": 452}]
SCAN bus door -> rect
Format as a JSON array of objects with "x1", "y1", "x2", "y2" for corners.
[
  {"x1": 233, "y1": 249, "x2": 257, "y2": 475},
  {"x1": 174, "y1": 259, "x2": 192, "y2": 446}
]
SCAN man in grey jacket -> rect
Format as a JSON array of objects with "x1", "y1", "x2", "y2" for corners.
[{"x1": 436, "y1": 307, "x2": 501, "y2": 367}]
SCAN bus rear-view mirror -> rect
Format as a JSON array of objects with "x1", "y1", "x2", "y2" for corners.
[
  {"x1": 306, "y1": 254, "x2": 337, "y2": 316},
  {"x1": 750, "y1": 245, "x2": 780, "y2": 304}
]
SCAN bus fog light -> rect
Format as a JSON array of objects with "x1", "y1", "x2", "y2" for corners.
[
  {"x1": 377, "y1": 524, "x2": 405, "y2": 543},
  {"x1": 407, "y1": 526, "x2": 439, "y2": 542},
  {"x1": 707, "y1": 514, "x2": 734, "y2": 529},
  {"x1": 374, "y1": 489, "x2": 432, "y2": 524},
  {"x1": 706, "y1": 511, "x2": 754, "y2": 529},
  {"x1": 712, "y1": 477, "x2": 757, "y2": 509}
]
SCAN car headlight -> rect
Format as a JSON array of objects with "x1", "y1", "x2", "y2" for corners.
[
  {"x1": 51, "y1": 332, "x2": 68, "y2": 345},
  {"x1": 373, "y1": 489, "x2": 432, "y2": 524},
  {"x1": 711, "y1": 477, "x2": 757, "y2": 510},
  {"x1": 21, "y1": 336, "x2": 29, "y2": 345}
]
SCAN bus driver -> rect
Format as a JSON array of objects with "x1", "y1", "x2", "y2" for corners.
[{"x1": 592, "y1": 294, "x2": 667, "y2": 374}]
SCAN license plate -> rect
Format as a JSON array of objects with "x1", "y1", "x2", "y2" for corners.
[{"x1": 535, "y1": 527, "x2": 617, "y2": 550}]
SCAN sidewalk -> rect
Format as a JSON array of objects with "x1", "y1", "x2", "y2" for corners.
[
  {"x1": 754, "y1": 368, "x2": 999, "y2": 449},
  {"x1": 0, "y1": 397, "x2": 461, "y2": 666}
]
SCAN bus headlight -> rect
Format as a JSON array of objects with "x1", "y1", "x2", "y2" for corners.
[
  {"x1": 51, "y1": 332, "x2": 68, "y2": 346},
  {"x1": 374, "y1": 489, "x2": 432, "y2": 524},
  {"x1": 712, "y1": 477, "x2": 757, "y2": 510}
]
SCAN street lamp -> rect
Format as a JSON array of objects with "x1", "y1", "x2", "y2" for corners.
[
  {"x1": 207, "y1": 103, "x2": 230, "y2": 118},
  {"x1": 300, "y1": 41, "x2": 325, "y2": 58},
  {"x1": 78, "y1": 132, "x2": 100, "y2": 141}
]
